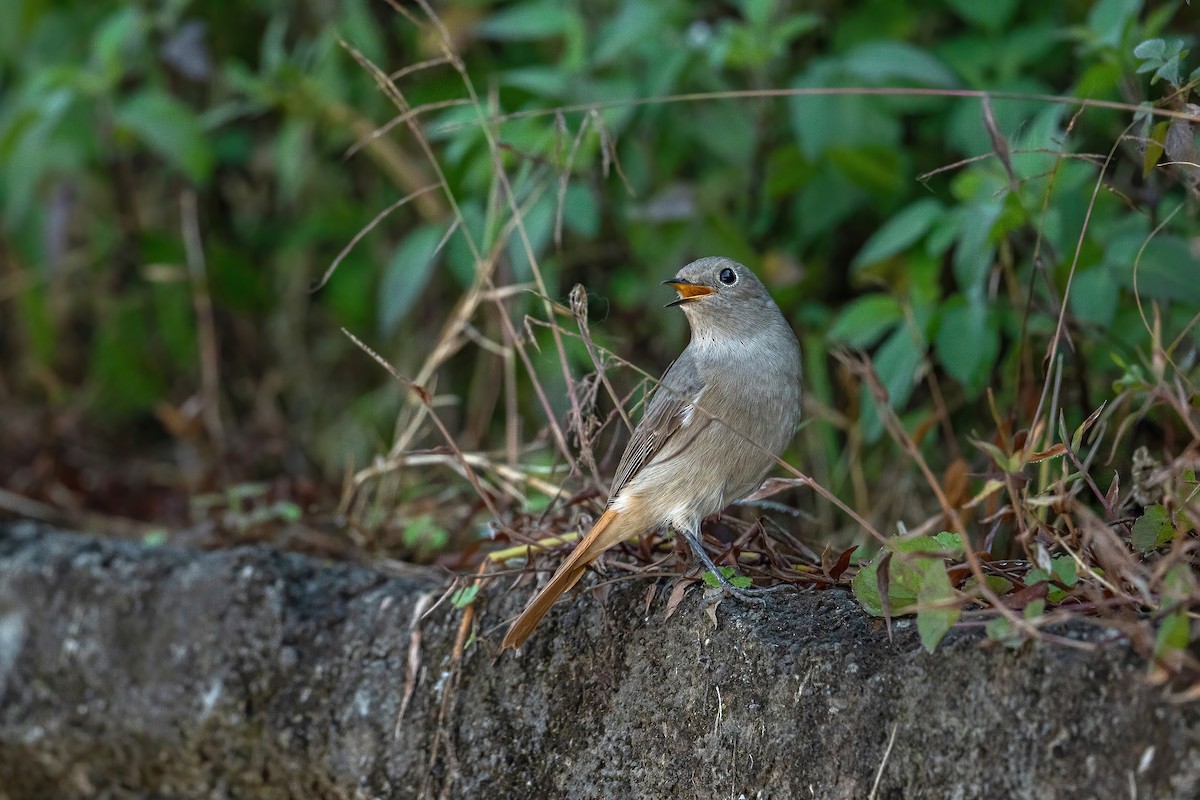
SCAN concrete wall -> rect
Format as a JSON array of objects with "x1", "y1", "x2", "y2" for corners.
[{"x1": 0, "y1": 522, "x2": 1195, "y2": 799}]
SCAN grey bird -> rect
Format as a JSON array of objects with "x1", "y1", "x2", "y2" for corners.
[{"x1": 502, "y1": 256, "x2": 803, "y2": 649}]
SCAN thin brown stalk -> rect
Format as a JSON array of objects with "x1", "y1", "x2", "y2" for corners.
[
  {"x1": 428, "y1": 88, "x2": 1200, "y2": 137},
  {"x1": 180, "y1": 189, "x2": 224, "y2": 456},
  {"x1": 1045, "y1": 122, "x2": 1131, "y2": 372},
  {"x1": 342, "y1": 328, "x2": 501, "y2": 519}
]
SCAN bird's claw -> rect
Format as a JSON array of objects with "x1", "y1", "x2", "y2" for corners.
[{"x1": 710, "y1": 576, "x2": 793, "y2": 605}]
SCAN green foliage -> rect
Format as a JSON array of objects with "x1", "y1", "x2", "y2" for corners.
[
  {"x1": 115, "y1": 89, "x2": 214, "y2": 184},
  {"x1": 1133, "y1": 38, "x2": 1197, "y2": 85},
  {"x1": 2, "y1": 1, "x2": 1200, "y2": 673},
  {"x1": 703, "y1": 566, "x2": 754, "y2": 590},
  {"x1": 451, "y1": 584, "x2": 481, "y2": 609},
  {"x1": 851, "y1": 533, "x2": 964, "y2": 652},
  {"x1": 1025, "y1": 556, "x2": 1081, "y2": 603},
  {"x1": 402, "y1": 514, "x2": 450, "y2": 560},
  {"x1": 3, "y1": 1, "x2": 1197, "y2": 456},
  {"x1": 1131, "y1": 504, "x2": 1175, "y2": 553},
  {"x1": 1152, "y1": 565, "x2": 1198, "y2": 671},
  {"x1": 379, "y1": 223, "x2": 451, "y2": 336}
]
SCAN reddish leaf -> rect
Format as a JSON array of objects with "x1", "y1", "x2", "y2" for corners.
[
  {"x1": 642, "y1": 583, "x2": 657, "y2": 616},
  {"x1": 664, "y1": 578, "x2": 696, "y2": 621},
  {"x1": 1003, "y1": 581, "x2": 1048, "y2": 610},
  {"x1": 942, "y1": 458, "x2": 969, "y2": 508},
  {"x1": 1105, "y1": 473, "x2": 1120, "y2": 513},
  {"x1": 1026, "y1": 443, "x2": 1067, "y2": 463},
  {"x1": 946, "y1": 565, "x2": 971, "y2": 586},
  {"x1": 830, "y1": 546, "x2": 856, "y2": 580},
  {"x1": 876, "y1": 550, "x2": 893, "y2": 639}
]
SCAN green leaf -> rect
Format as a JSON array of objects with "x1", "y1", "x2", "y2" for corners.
[
  {"x1": 141, "y1": 530, "x2": 169, "y2": 547},
  {"x1": 1131, "y1": 504, "x2": 1175, "y2": 553},
  {"x1": 1132, "y1": 38, "x2": 1167, "y2": 61},
  {"x1": 944, "y1": 90, "x2": 1049, "y2": 167},
  {"x1": 703, "y1": 566, "x2": 753, "y2": 590},
  {"x1": 115, "y1": 89, "x2": 213, "y2": 184},
  {"x1": 1142, "y1": 120, "x2": 1169, "y2": 176},
  {"x1": 338, "y1": 0, "x2": 386, "y2": 64},
  {"x1": 91, "y1": 6, "x2": 146, "y2": 83},
  {"x1": 945, "y1": 0, "x2": 1018, "y2": 31},
  {"x1": 789, "y1": 58, "x2": 902, "y2": 160},
  {"x1": 932, "y1": 531, "x2": 964, "y2": 556},
  {"x1": 794, "y1": 163, "x2": 866, "y2": 237},
  {"x1": 851, "y1": 535, "x2": 945, "y2": 617},
  {"x1": 986, "y1": 616, "x2": 1021, "y2": 647},
  {"x1": 402, "y1": 514, "x2": 449, "y2": 552},
  {"x1": 691, "y1": 101, "x2": 757, "y2": 166},
  {"x1": 843, "y1": 41, "x2": 958, "y2": 87},
  {"x1": 738, "y1": 0, "x2": 774, "y2": 29},
  {"x1": 451, "y1": 584, "x2": 480, "y2": 609},
  {"x1": 91, "y1": 300, "x2": 166, "y2": 415},
  {"x1": 1133, "y1": 39, "x2": 1189, "y2": 85},
  {"x1": 272, "y1": 501, "x2": 302, "y2": 523},
  {"x1": 1025, "y1": 567, "x2": 1051, "y2": 585},
  {"x1": 1164, "y1": 563, "x2": 1194, "y2": 596},
  {"x1": 851, "y1": 199, "x2": 944, "y2": 271},
  {"x1": 916, "y1": 558, "x2": 959, "y2": 652},
  {"x1": 825, "y1": 144, "x2": 905, "y2": 196},
  {"x1": 561, "y1": 183, "x2": 599, "y2": 239},
  {"x1": 379, "y1": 223, "x2": 448, "y2": 336},
  {"x1": 962, "y1": 575, "x2": 1014, "y2": 597},
  {"x1": 1086, "y1": 0, "x2": 1142, "y2": 48},
  {"x1": 505, "y1": 192, "x2": 558, "y2": 282},
  {"x1": 500, "y1": 66, "x2": 570, "y2": 98},
  {"x1": 445, "y1": 202, "x2": 488, "y2": 289},
  {"x1": 860, "y1": 322, "x2": 925, "y2": 442},
  {"x1": 1069, "y1": 266, "x2": 1120, "y2": 327},
  {"x1": 827, "y1": 294, "x2": 903, "y2": 348},
  {"x1": 1023, "y1": 598, "x2": 1046, "y2": 620},
  {"x1": 593, "y1": 3, "x2": 660, "y2": 65},
  {"x1": 1051, "y1": 557, "x2": 1078, "y2": 587},
  {"x1": 477, "y1": 2, "x2": 576, "y2": 41},
  {"x1": 274, "y1": 118, "x2": 313, "y2": 203},
  {"x1": 934, "y1": 298, "x2": 999, "y2": 397},
  {"x1": 1099, "y1": 232, "x2": 1200, "y2": 309},
  {"x1": 951, "y1": 200, "x2": 1003, "y2": 298},
  {"x1": 1153, "y1": 610, "x2": 1191, "y2": 662}
]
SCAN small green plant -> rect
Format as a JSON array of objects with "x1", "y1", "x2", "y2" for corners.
[
  {"x1": 851, "y1": 532, "x2": 964, "y2": 653},
  {"x1": 702, "y1": 566, "x2": 754, "y2": 590},
  {"x1": 402, "y1": 515, "x2": 450, "y2": 560},
  {"x1": 451, "y1": 584, "x2": 480, "y2": 609}
]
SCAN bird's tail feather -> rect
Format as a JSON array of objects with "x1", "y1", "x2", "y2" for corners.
[{"x1": 501, "y1": 507, "x2": 638, "y2": 650}]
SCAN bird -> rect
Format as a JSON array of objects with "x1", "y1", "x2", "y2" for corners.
[{"x1": 501, "y1": 256, "x2": 803, "y2": 650}]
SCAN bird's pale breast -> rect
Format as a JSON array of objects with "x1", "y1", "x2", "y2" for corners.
[{"x1": 616, "y1": 330, "x2": 801, "y2": 532}]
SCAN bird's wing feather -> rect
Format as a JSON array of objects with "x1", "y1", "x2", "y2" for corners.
[{"x1": 607, "y1": 349, "x2": 707, "y2": 500}]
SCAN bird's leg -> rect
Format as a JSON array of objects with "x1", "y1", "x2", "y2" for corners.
[{"x1": 679, "y1": 526, "x2": 790, "y2": 605}]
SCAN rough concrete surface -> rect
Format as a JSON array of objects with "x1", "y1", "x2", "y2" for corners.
[{"x1": 0, "y1": 520, "x2": 1196, "y2": 799}]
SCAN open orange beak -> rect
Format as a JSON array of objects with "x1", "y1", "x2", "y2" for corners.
[{"x1": 663, "y1": 279, "x2": 715, "y2": 306}]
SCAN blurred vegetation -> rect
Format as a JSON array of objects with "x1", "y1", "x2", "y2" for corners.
[{"x1": 2, "y1": 0, "x2": 1200, "y2": 665}]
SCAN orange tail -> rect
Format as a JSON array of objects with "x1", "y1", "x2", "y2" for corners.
[{"x1": 502, "y1": 508, "x2": 638, "y2": 650}]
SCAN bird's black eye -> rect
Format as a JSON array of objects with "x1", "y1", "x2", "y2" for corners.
[{"x1": 719, "y1": 267, "x2": 737, "y2": 285}]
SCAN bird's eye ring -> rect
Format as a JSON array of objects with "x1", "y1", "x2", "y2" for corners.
[{"x1": 718, "y1": 267, "x2": 737, "y2": 285}]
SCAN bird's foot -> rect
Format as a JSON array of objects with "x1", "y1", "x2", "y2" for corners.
[
  {"x1": 683, "y1": 528, "x2": 794, "y2": 606},
  {"x1": 703, "y1": 569, "x2": 793, "y2": 605}
]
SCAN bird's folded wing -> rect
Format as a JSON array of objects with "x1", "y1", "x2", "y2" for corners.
[{"x1": 607, "y1": 349, "x2": 708, "y2": 500}]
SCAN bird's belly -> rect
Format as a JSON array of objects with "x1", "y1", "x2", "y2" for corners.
[{"x1": 615, "y1": 409, "x2": 787, "y2": 530}]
